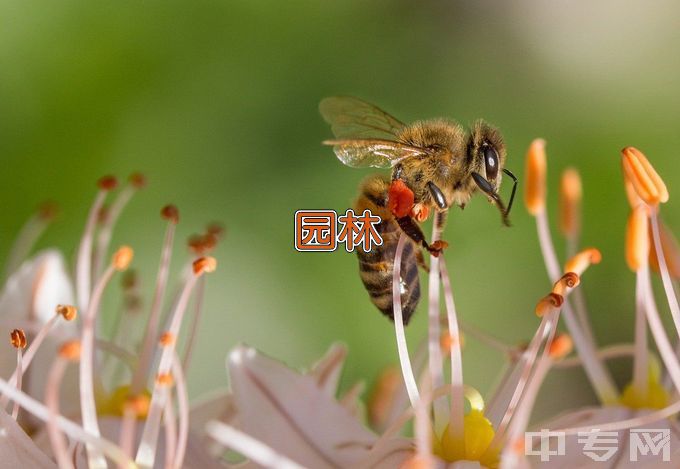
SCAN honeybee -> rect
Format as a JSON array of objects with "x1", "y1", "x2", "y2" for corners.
[{"x1": 320, "y1": 96, "x2": 517, "y2": 324}]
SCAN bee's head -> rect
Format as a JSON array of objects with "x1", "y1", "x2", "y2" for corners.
[
  {"x1": 467, "y1": 120, "x2": 506, "y2": 192},
  {"x1": 467, "y1": 120, "x2": 516, "y2": 226}
]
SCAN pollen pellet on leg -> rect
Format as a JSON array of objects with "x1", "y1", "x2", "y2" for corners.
[{"x1": 388, "y1": 179, "x2": 415, "y2": 218}]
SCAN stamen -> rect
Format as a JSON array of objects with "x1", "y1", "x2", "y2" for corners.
[
  {"x1": 76, "y1": 176, "x2": 117, "y2": 311},
  {"x1": 47, "y1": 341, "x2": 81, "y2": 469},
  {"x1": 367, "y1": 366, "x2": 400, "y2": 431},
  {"x1": 500, "y1": 326, "x2": 558, "y2": 463},
  {"x1": 163, "y1": 393, "x2": 177, "y2": 469},
  {"x1": 559, "y1": 168, "x2": 582, "y2": 245},
  {"x1": 626, "y1": 206, "x2": 650, "y2": 273},
  {"x1": 632, "y1": 267, "x2": 649, "y2": 398},
  {"x1": 649, "y1": 218, "x2": 680, "y2": 278},
  {"x1": 92, "y1": 173, "x2": 146, "y2": 278},
  {"x1": 10, "y1": 329, "x2": 26, "y2": 420},
  {"x1": 621, "y1": 147, "x2": 668, "y2": 206},
  {"x1": 427, "y1": 212, "x2": 447, "y2": 432},
  {"x1": 391, "y1": 234, "x2": 420, "y2": 407},
  {"x1": 527, "y1": 147, "x2": 618, "y2": 404},
  {"x1": 182, "y1": 275, "x2": 206, "y2": 371},
  {"x1": 3, "y1": 201, "x2": 58, "y2": 279},
  {"x1": 80, "y1": 247, "x2": 132, "y2": 469},
  {"x1": 535, "y1": 293, "x2": 563, "y2": 317},
  {"x1": 0, "y1": 370, "x2": 134, "y2": 467},
  {"x1": 439, "y1": 258, "x2": 465, "y2": 454},
  {"x1": 640, "y1": 263, "x2": 680, "y2": 393},
  {"x1": 0, "y1": 305, "x2": 75, "y2": 408},
  {"x1": 551, "y1": 272, "x2": 580, "y2": 297},
  {"x1": 135, "y1": 257, "x2": 215, "y2": 467},
  {"x1": 172, "y1": 353, "x2": 190, "y2": 469},
  {"x1": 56, "y1": 304, "x2": 78, "y2": 321},
  {"x1": 206, "y1": 421, "x2": 305, "y2": 469},
  {"x1": 548, "y1": 333, "x2": 573, "y2": 359},
  {"x1": 564, "y1": 247, "x2": 601, "y2": 276},
  {"x1": 650, "y1": 212, "x2": 680, "y2": 340},
  {"x1": 524, "y1": 138, "x2": 547, "y2": 216},
  {"x1": 131, "y1": 205, "x2": 179, "y2": 396}
]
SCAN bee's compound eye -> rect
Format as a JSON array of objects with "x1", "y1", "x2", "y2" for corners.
[{"x1": 484, "y1": 145, "x2": 499, "y2": 181}]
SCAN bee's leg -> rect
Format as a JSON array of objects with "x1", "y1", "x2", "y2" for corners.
[
  {"x1": 396, "y1": 215, "x2": 448, "y2": 257},
  {"x1": 471, "y1": 171, "x2": 511, "y2": 227},
  {"x1": 426, "y1": 181, "x2": 448, "y2": 209}
]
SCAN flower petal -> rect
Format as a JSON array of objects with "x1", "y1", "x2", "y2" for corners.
[
  {"x1": 0, "y1": 407, "x2": 55, "y2": 468},
  {"x1": 228, "y1": 344, "x2": 381, "y2": 468},
  {"x1": 308, "y1": 342, "x2": 347, "y2": 396}
]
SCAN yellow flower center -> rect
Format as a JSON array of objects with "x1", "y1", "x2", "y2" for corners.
[
  {"x1": 433, "y1": 409, "x2": 500, "y2": 469},
  {"x1": 619, "y1": 360, "x2": 669, "y2": 410},
  {"x1": 97, "y1": 385, "x2": 151, "y2": 419}
]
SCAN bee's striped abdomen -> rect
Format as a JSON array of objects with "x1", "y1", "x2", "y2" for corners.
[{"x1": 354, "y1": 175, "x2": 421, "y2": 325}]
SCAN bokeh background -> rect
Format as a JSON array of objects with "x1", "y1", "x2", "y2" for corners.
[{"x1": 1, "y1": 0, "x2": 679, "y2": 420}]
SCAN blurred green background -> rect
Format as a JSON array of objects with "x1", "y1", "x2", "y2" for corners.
[{"x1": 1, "y1": 0, "x2": 679, "y2": 419}]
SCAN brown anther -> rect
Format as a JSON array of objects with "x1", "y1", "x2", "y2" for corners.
[
  {"x1": 188, "y1": 233, "x2": 218, "y2": 255},
  {"x1": 559, "y1": 168, "x2": 582, "y2": 238},
  {"x1": 552, "y1": 272, "x2": 581, "y2": 296},
  {"x1": 161, "y1": 205, "x2": 179, "y2": 224},
  {"x1": 113, "y1": 246, "x2": 134, "y2": 271},
  {"x1": 156, "y1": 373, "x2": 174, "y2": 387},
  {"x1": 206, "y1": 222, "x2": 225, "y2": 238},
  {"x1": 621, "y1": 147, "x2": 669, "y2": 206},
  {"x1": 121, "y1": 270, "x2": 138, "y2": 290},
  {"x1": 193, "y1": 256, "x2": 217, "y2": 275},
  {"x1": 626, "y1": 205, "x2": 649, "y2": 272},
  {"x1": 59, "y1": 340, "x2": 81, "y2": 361},
  {"x1": 535, "y1": 292, "x2": 564, "y2": 317},
  {"x1": 649, "y1": 219, "x2": 680, "y2": 279},
  {"x1": 10, "y1": 329, "x2": 26, "y2": 349},
  {"x1": 37, "y1": 201, "x2": 59, "y2": 221},
  {"x1": 97, "y1": 175, "x2": 118, "y2": 191},
  {"x1": 129, "y1": 172, "x2": 147, "y2": 189},
  {"x1": 548, "y1": 334, "x2": 573, "y2": 360},
  {"x1": 125, "y1": 394, "x2": 150, "y2": 417},
  {"x1": 564, "y1": 248, "x2": 602, "y2": 276},
  {"x1": 524, "y1": 138, "x2": 547, "y2": 216},
  {"x1": 159, "y1": 332, "x2": 175, "y2": 346},
  {"x1": 56, "y1": 304, "x2": 77, "y2": 321}
]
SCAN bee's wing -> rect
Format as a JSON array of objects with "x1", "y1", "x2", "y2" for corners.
[
  {"x1": 319, "y1": 96, "x2": 406, "y2": 140},
  {"x1": 323, "y1": 138, "x2": 429, "y2": 168}
]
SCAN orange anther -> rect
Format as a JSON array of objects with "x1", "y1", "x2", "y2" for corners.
[{"x1": 524, "y1": 139, "x2": 547, "y2": 216}]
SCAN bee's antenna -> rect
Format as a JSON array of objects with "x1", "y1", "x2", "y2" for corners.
[{"x1": 502, "y1": 168, "x2": 518, "y2": 217}]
